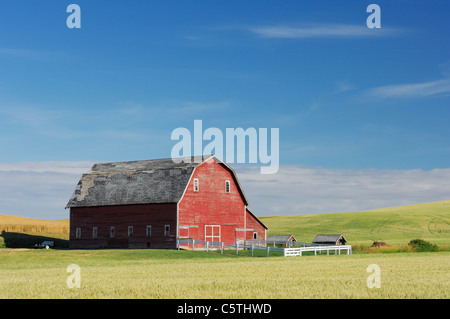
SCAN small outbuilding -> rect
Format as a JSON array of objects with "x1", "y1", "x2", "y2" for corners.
[
  {"x1": 312, "y1": 234, "x2": 347, "y2": 245},
  {"x1": 267, "y1": 235, "x2": 297, "y2": 243}
]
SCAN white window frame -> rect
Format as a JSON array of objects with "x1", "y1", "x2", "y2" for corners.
[
  {"x1": 128, "y1": 226, "x2": 133, "y2": 237},
  {"x1": 205, "y1": 225, "x2": 221, "y2": 242},
  {"x1": 225, "y1": 180, "x2": 231, "y2": 193},
  {"x1": 164, "y1": 225, "x2": 170, "y2": 236},
  {"x1": 92, "y1": 227, "x2": 98, "y2": 239},
  {"x1": 193, "y1": 178, "x2": 199, "y2": 192},
  {"x1": 253, "y1": 232, "x2": 258, "y2": 240},
  {"x1": 146, "y1": 225, "x2": 152, "y2": 237},
  {"x1": 110, "y1": 226, "x2": 115, "y2": 238},
  {"x1": 75, "y1": 227, "x2": 81, "y2": 239}
]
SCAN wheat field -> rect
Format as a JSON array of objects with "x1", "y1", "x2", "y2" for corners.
[
  {"x1": 0, "y1": 214, "x2": 69, "y2": 234},
  {"x1": 0, "y1": 249, "x2": 448, "y2": 299}
]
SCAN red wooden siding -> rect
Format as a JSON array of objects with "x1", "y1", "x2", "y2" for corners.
[
  {"x1": 245, "y1": 209, "x2": 267, "y2": 241},
  {"x1": 70, "y1": 203, "x2": 177, "y2": 249},
  {"x1": 178, "y1": 158, "x2": 266, "y2": 243}
]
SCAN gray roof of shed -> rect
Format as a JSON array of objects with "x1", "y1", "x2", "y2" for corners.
[
  {"x1": 66, "y1": 155, "x2": 248, "y2": 208},
  {"x1": 267, "y1": 235, "x2": 296, "y2": 242},
  {"x1": 312, "y1": 234, "x2": 346, "y2": 243}
]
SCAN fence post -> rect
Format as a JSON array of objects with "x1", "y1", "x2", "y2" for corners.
[
  {"x1": 206, "y1": 241, "x2": 209, "y2": 253},
  {"x1": 236, "y1": 243, "x2": 239, "y2": 255},
  {"x1": 251, "y1": 245, "x2": 254, "y2": 257},
  {"x1": 267, "y1": 246, "x2": 270, "y2": 258},
  {"x1": 192, "y1": 239, "x2": 195, "y2": 251},
  {"x1": 221, "y1": 242, "x2": 224, "y2": 254}
]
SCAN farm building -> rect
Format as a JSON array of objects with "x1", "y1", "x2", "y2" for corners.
[
  {"x1": 66, "y1": 155, "x2": 267, "y2": 249},
  {"x1": 312, "y1": 234, "x2": 347, "y2": 245},
  {"x1": 267, "y1": 235, "x2": 297, "y2": 243}
]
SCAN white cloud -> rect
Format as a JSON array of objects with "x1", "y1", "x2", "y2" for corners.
[
  {"x1": 0, "y1": 161, "x2": 94, "y2": 174},
  {"x1": 365, "y1": 78, "x2": 450, "y2": 99},
  {"x1": 249, "y1": 23, "x2": 395, "y2": 39},
  {"x1": 0, "y1": 162, "x2": 93, "y2": 220},
  {"x1": 1, "y1": 161, "x2": 449, "y2": 220},
  {"x1": 236, "y1": 165, "x2": 450, "y2": 216}
]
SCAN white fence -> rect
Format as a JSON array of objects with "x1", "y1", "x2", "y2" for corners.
[
  {"x1": 283, "y1": 245, "x2": 352, "y2": 256},
  {"x1": 177, "y1": 239, "x2": 351, "y2": 257}
]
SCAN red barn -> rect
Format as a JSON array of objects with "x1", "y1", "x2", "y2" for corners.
[{"x1": 66, "y1": 155, "x2": 267, "y2": 249}]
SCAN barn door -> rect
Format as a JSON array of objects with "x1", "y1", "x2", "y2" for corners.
[{"x1": 205, "y1": 225, "x2": 220, "y2": 243}]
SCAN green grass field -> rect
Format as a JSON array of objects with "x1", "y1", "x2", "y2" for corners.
[
  {"x1": 0, "y1": 200, "x2": 449, "y2": 299},
  {"x1": 261, "y1": 200, "x2": 450, "y2": 249}
]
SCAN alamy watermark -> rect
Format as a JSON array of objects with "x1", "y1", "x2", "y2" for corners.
[
  {"x1": 171, "y1": 120, "x2": 279, "y2": 174},
  {"x1": 366, "y1": 264, "x2": 381, "y2": 289},
  {"x1": 67, "y1": 264, "x2": 81, "y2": 289}
]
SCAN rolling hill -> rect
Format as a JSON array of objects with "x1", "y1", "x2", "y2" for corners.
[{"x1": 260, "y1": 200, "x2": 450, "y2": 248}]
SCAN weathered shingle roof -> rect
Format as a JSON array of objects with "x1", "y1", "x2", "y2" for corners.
[
  {"x1": 267, "y1": 235, "x2": 296, "y2": 242},
  {"x1": 312, "y1": 234, "x2": 346, "y2": 243},
  {"x1": 66, "y1": 155, "x2": 249, "y2": 208}
]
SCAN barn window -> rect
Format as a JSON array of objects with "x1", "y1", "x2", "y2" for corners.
[
  {"x1": 164, "y1": 225, "x2": 170, "y2": 236},
  {"x1": 193, "y1": 178, "x2": 199, "y2": 192},
  {"x1": 225, "y1": 180, "x2": 231, "y2": 193},
  {"x1": 92, "y1": 227, "x2": 98, "y2": 239},
  {"x1": 128, "y1": 226, "x2": 133, "y2": 237},
  {"x1": 253, "y1": 232, "x2": 258, "y2": 240},
  {"x1": 110, "y1": 226, "x2": 115, "y2": 238},
  {"x1": 146, "y1": 225, "x2": 152, "y2": 237},
  {"x1": 75, "y1": 227, "x2": 81, "y2": 238}
]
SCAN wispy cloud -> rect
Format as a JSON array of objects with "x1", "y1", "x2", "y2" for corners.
[
  {"x1": 236, "y1": 165, "x2": 450, "y2": 216},
  {"x1": 0, "y1": 161, "x2": 93, "y2": 175},
  {"x1": 0, "y1": 162, "x2": 94, "y2": 220},
  {"x1": 1, "y1": 161, "x2": 449, "y2": 220},
  {"x1": 365, "y1": 78, "x2": 450, "y2": 99},
  {"x1": 249, "y1": 23, "x2": 397, "y2": 39}
]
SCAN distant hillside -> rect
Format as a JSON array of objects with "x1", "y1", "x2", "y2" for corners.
[
  {"x1": 0, "y1": 214, "x2": 69, "y2": 233},
  {"x1": 260, "y1": 200, "x2": 450, "y2": 247}
]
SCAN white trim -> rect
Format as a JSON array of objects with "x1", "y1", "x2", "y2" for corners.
[
  {"x1": 177, "y1": 167, "x2": 197, "y2": 204},
  {"x1": 204, "y1": 224, "x2": 221, "y2": 242},
  {"x1": 225, "y1": 180, "x2": 231, "y2": 193},
  {"x1": 175, "y1": 155, "x2": 249, "y2": 206},
  {"x1": 146, "y1": 225, "x2": 152, "y2": 237},
  {"x1": 209, "y1": 155, "x2": 249, "y2": 205},
  {"x1": 176, "y1": 202, "x2": 179, "y2": 240}
]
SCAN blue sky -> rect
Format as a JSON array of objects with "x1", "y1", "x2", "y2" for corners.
[{"x1": 0, "y1": 1, "x2": 449, "y2": 219}]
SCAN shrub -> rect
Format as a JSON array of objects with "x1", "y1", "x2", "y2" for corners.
[{"x1": 408, "y1": 239, "x2": 438, "y2": 252}]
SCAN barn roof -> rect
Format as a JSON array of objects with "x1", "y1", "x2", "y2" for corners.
[
  {"x1": 267, "y1": 235, "x2": 296, "y2": 242},
  {"x1": 66, "y1": 155, "x2": 249, "y2": 208},
  {"x1": 312, "y1": 234, "x2": 347, "y2": 243}
]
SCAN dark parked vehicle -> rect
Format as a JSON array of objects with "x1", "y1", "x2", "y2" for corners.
[{"x1": 34, "y1": 241, "x2": 54, "y2": 249}]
